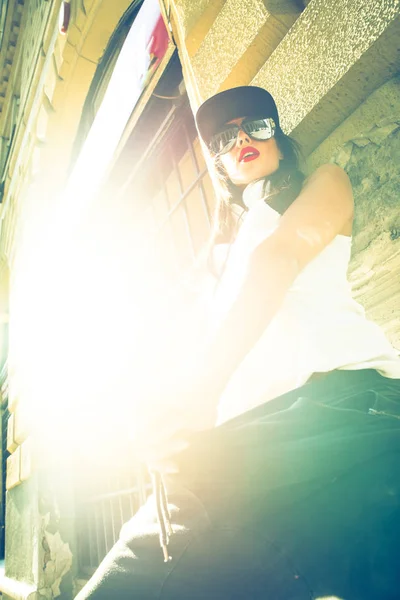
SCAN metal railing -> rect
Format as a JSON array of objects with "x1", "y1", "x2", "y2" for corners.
[{"x1": 76, "y1": 468, "x2": 150, "y2": 577}]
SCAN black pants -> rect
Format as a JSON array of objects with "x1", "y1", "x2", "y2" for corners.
[{"x1": 76, "y1": 370, "x2": 400, "y2": 599}]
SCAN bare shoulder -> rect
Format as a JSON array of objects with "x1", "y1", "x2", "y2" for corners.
[
  {"x1": 304, "y1": 163, "x2": 353, "y2": 192},
  {"x1": 270, "y1": 162, "x2": 354, "y2": 263},
  {"x1": 300, "y1": 163, "x2": 354, "y2": 218},
  {"x1": 251, "y1": 162, "x2": 355, "y2": 272}
]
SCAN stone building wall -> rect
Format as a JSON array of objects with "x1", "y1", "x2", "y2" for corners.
[{"x1": 0, "y1": 1, "x2": 134, "y2": 598}]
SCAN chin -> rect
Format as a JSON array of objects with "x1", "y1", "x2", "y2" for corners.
[
  {"x1": 244, "y1": 165, "x2": 279, "y2": 185},
  {"x1": 233, "y1": 171, "x2": 272, "y2": 187}
]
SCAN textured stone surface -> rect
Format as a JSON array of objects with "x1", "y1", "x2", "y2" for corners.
[
  {"x1": 326, "y1": 113, "x2": 400, "y2": 349},
  {"x1": 349, "y1": 232, "x2": 400, "y2": 349},
  {"x1": 39, "y1": 530, "x2": 73, "y2": 598},
  {"x1": 36, "y1": 468, "x2": 78, "y2": 599},
  {"x1": 252, "y1": 0, "x2": 400, "y2": 133},
  {"x1": 6, "y1": 446, "x2": 20, "y2": 490},
  {"x1": 0, "y1": 0, "x2": 25, "y2": 116},
  {"x1": 36, "y1": 104, "x2": 50, "y2": 143},
  {"x1": 345, "y1": 124, "x2": 400, "y2": 255},
  {"x1": 14, "y1": 402, "x2": 30, "y2": 445},
  {"x1": 19, "y1": 0, "x2": 52, "y2": 109},
  {"x1": 172, "y1": 0, "x2": 216, "y2": 37},
  {"x1": 5, "y1": 479, "x2": 37, "y2": 582},
  {"x1": 180, "y1": 0, "x2": 226, "y2": 58},
  {"x1": 6, "y1": 412, "x2": 17, "y2": 454},
  {"x1": 79, "y1": 0, "x2": 134, "y2": 63},
  {"x1": 20, "y1": 437, "x2": 33, "y2": 482},
  {"x1": 307, "y1": 76, "x2": 400, "y2": 171},
  {"x1": 192, "y1": 0, "x2": 269, "y2": 98},
  {"x1": 221, "y1": 10, "x2": 300, "y2": 90}
]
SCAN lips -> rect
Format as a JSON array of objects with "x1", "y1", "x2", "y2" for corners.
[{"x1": 239, "y1": 146, "x2": 260, "y2": 162}]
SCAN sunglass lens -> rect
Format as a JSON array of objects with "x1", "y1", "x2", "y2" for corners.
[
  {"x1": 210, "y1": 126, "x2": 238, "y2": 154},
  {"x1": 209, "y1": 119, "x2": 275, "y2": 153},
  {"x1": 242, "y1": 118, "x2": 275, "y2": 140}
]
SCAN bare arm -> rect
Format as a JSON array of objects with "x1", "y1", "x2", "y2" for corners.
[{"x1": 198, "y1": 164, "x2": 354, "y2": 396}]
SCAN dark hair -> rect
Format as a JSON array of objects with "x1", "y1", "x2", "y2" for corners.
[{"x1": 206, "y1": 130, "x2": 305, "y2": 255}]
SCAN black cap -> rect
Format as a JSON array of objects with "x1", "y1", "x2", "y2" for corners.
[{"x1": 195, "y1": 86, "x2": 280, "y2": 147}]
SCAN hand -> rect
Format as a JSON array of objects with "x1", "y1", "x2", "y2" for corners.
[{"x1": 132, "y1": 382, "x2": 218, "y2": 474}]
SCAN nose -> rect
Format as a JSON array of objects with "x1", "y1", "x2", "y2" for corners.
[{"x1": 236, "y1": 127, "x2": 250, "y2": 147}]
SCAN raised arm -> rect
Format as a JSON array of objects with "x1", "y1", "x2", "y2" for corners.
[{"x1": 200, "y1": 164, "x2": 354, "y2": 397}]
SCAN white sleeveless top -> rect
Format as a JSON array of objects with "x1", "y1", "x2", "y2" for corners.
[{"x1": 212, "y1": 182, "x2": 400, "y2": 424}]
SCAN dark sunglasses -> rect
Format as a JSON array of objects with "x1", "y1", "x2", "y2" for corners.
[{"x1": 209, "y1": 117, "x2": 276, "y2": 155}]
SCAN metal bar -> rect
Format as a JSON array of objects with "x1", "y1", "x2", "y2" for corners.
[
  {"x1": 115, "y1": 105, "x2": 177, "y2": 205},
  {"x1": 128, "y1": 490, "x2": 135, "y2": 518},
  {"x1": 109, "y1": 496, "x2": 117, "y2": 545},
  {"x1": 101, "y1": 500, "x2": 109, "y2": 555},
  {"x1": 161, "y1": 175, "x2": 181, "y2": 276},
  {"x1": 94, "y1": 504, "x2": 102, "y2": 566},
  {"x1": 116, "y1": 474, "x2": 124, "y2": 533},
  {"x1": 88, "y1": 511, "x2": 95, "y2": 568},
  {"x1": 137, "y1": 468, "x2": 149, "y2": 505},
  {"x1": 169, "y1": 143, "x2": 196, "y2": 262},
  {"x1": 110, "y1": 41, "x2": 177, "y2": 176},
  {"x1": 155, "y1": 166, "x2": 208, "y2": 237}
]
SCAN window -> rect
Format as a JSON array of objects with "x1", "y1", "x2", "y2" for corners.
[{"x1": 132, "y1": 103, "x2": 216, "y2": 284}]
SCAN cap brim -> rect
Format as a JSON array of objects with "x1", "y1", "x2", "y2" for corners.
[{"x1": 195, "y1": 86, "x2": 280, "y2": 147}]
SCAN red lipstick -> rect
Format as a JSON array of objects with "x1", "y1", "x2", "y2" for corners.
[{"x1": 239, "y1": 146, "x2": 260, "y2": 162}]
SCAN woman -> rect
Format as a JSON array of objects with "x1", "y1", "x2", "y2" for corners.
[{"x1": 76, "y1": 86, "x2": 400, "y2": 599}]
